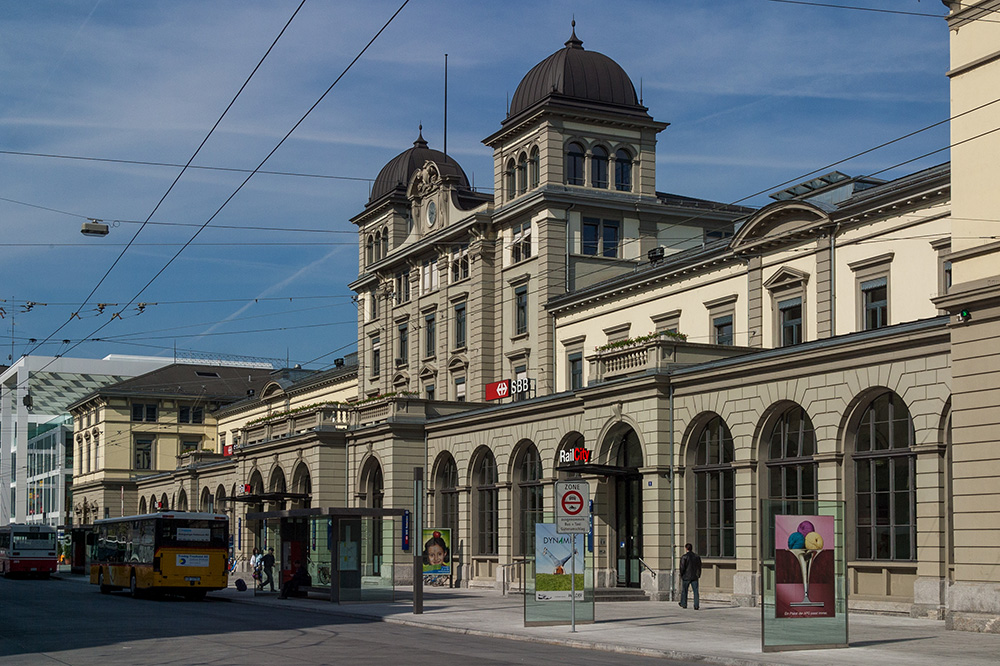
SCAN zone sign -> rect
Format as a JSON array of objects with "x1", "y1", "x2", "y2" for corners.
[{"x1": 555, "y1": 480, "x2": 590, "y2": 534}]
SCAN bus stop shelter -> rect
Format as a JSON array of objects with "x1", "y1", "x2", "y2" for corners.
[{"x1": 245, "y1": 506, "x2": 405, "y2": 603}]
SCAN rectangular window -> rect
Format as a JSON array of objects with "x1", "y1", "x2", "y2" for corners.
[
  {"x1": 397, "y1": 323, "x2": 408, "y2": 365},
  {"x1": 451, "y1": 245, "x2": 470, "y2": 282},
  {"x1": 862, "y1": 278, "x2": 888, "y2": 330},
  {"x1": 512, "y1": 221, "x2": 532, "y2": 263},
  {"x1": 455, "y1": 376, "x2": 466, "y2": 402},
  {"x1": 181, "y1": 440, "x2": 199, "y2": 454},
  {"x1": 569, "y1": 352, "x2": 583, "y2": 390},
  {"x1": 714, "y1": 315, "x2": 734, "y2": 346},
  {"x1": 178, "y1": 406, "x2": 204, "y2": 424},
  {"x1": 421, "y1": 258, "x2": 439, "y2": 295},
  {"x1": 135, "y1": 439, "x2": 153, "y2": 470},
  {"x1": 426, "y1": 384, "x2": 435, "y2": 401},
  {"x1": 779, "y1": 298, "x2": 802, "y2": 346},
  {"x1": 454, "y1": 303, "x2": 467, "y2": 349},
  {"x1": 581, "y1": 217, "x2": 620, "y2": 257},
  {"x1": 424, "y1": 313, "x2": 436, "y2": 358},
  {"x1": 514, "y1": 286, "x2": 528, "y2": 336},
  {"x1": 371, "y1": 335, "x2": 381, "y2": 377},
  {"x1": 395, "y1": 270, "x2": 411, "y2": 304},
  {"x1": 370, "y1": 289, "x2": 379, "y2": 319},
  {"x1": 132, "y1": 403, "x2": 157, "y2": 423}
]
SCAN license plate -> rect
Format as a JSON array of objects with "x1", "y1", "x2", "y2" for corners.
[{"x1": 184, "y1": 576, "x2": 201, "y2": 582}]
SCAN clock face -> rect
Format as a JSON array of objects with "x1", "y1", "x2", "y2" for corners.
[{"x1": 426, "y1": 201, "x2": 437, "y2": 226}]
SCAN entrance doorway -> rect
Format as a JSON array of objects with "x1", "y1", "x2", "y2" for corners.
[{"x1": 613, "y1": 427, "x2": 643, "y2": 588}]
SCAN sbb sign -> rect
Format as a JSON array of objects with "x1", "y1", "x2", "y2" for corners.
[
  {"x1": 559, "y1": 447, "x2": 592, "y2": 464},
  {"x1": 485, "y1": 377, "x2": 531, "y2": 401}
]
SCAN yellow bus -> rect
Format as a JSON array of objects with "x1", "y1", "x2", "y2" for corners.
[{"x1": 90, "y1": 512, "x2": 229, "y2": 600}]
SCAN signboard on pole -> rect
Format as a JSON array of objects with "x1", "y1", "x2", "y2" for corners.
[
  {"x1": 555, "y1": 481, "x2": 589, "y2": 534},
  {"x1": 534, "y1": 523, "x2": 584, "y2": 601}
]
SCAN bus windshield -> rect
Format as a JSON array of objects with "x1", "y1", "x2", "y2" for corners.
[
  {"x1": 158, "y1": 519, "x2": 227, "y2": 548},
  {"x1": 13, "y1": 532, "x2": 56, "y2": 549}
]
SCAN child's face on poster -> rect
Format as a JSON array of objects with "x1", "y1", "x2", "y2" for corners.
[{"x1": 427, "y1": 543, "x2": 445, "y2": 565}]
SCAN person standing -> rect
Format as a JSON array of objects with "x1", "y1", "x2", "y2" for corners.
[
  {"x1": 261, "y1": 547, "x2": 276, "y2": 592},
  {"x1": 250, "y1": 547, "x2": 262, "y2": 589},
  {"x1": 678, "y1": 542, "x2": 702, "y2": 610}
]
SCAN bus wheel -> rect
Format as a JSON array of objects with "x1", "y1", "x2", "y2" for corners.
[
  {"x1": 130, "y1": 571, "x2": 140, "y2": 598},
  {"x1": 98, "y1": 569, "x2": 111, "y2": 595}
]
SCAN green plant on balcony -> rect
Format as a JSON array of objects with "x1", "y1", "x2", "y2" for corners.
[{"x1": 594, "y1": 330, "x2": 687, "y2": 353}]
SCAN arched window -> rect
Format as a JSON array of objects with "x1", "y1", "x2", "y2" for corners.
[
  {"x1": 693, "y1": 415, "x2": 735, "y2": 557},
  {"x1": 366, "y1": 234, "x2": 374, "y2": 265},
  {"x1": 514, "y1": 443, "x2": 543, "y2": 556},
  {"x1": 853, "y1": 392, "x2": 915, "y2": 561},
  {"x1": 291, "y1": 464, "x2": 312, "y2": 510},
  {"x1": 138, "y1": 497, "x2": 147, "y2": 514},
  {"x1": 591, "y1": 145, "x2": 609, "y2": 188},
  {"x1": 434, "y1": 454, "x2": 459, "y2": 539},
  {"x1": 381, "y1": 227, "x2": 389, "y2": 258},
  {"x1": 93, "y1": 433, "x2": 100, "y2": 471},
  {"x1": 200, "y1": 487, "x2": 213, "y2": 512},
  {"x1": 505, "y1": 159, "x2": 517, "y2": 201},
  {"x1": 474, "y1": 449, "x2": 499, "y2": 556},
  {"x1": 178, "y1": 490, "x2": 189, "y2": 512},
  {"x1": 517, "y1": 152, "x2": 528, "y2": 195},
  {"x1": 565, "y1": 142, "x2": 585, "y2": 186},
  {"x1": 614, "y1": 149, "x2": 632, "y2": 191},
  {"x1": 766, "y1": 406, "x2": 817, "y2": 503},
  {"x1": 84, "y1": 440, "x2": 90, "y2": 474},
  {"x1": 529, "y1": 147, "x2": 540, "y2": 189},
  {"x1": 374, "y1": 230, "x2": 383, "y2": 261},
  {"x1": 216, "y1": 485, "x2": 227, "y2": 515}
]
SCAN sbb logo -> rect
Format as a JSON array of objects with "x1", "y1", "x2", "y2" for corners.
[{"x1": 485, "y1": 379, "x2": 511, "y2": 401}]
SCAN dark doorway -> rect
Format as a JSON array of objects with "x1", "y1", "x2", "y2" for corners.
[{"x1": 614, "y1": 428, "x2": 643, "y2": 588}]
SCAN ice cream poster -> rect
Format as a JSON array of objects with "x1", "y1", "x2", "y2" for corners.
[
  {"x1": 775, "y1": 515, "x2": 835, "y2": 619},
  {"x1": 534, "y1": 523, "x2": 584, "y2": 601}
]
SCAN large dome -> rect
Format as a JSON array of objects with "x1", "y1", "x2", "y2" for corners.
[
  {"x1": 508, "y1": 24, "x2": 642, "y2": 118},
  {"x1": 369, "y1": 130, "x2": 469, "y2": 204}
]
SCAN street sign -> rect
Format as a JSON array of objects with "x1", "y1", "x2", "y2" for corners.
[{"x1": 555, "y1": 481, "x2": 590, "y2": 534}]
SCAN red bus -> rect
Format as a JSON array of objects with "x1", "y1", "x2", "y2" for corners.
[{"x1": 0, "y1": 524, "x2": 58, "y2": 577}]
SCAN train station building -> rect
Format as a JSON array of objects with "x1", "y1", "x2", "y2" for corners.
[{"x1": 70, "y1": 3, "x2": 1000, "y2": 632}]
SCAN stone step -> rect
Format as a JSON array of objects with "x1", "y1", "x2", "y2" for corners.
[{"x1": 594, "y1": 587, "x2": 649, "y2": 602}]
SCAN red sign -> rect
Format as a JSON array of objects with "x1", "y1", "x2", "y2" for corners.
[
  {"x1": 223, "y1": 444, "x2": 234, "y2": 457},
  {"x1": 561, "y1": 490, "x2": 584, "y2": 516},
  {"x1": 485, "y1": 379, "x2": 511, "y2": 401},
  {"x1": 243, "y1": 484, "x2": 252, "y2": 494}
]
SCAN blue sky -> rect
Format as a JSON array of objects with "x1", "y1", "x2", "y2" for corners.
[{"x1": 0, "y1": 0, "x2": 951, "y2": 369}]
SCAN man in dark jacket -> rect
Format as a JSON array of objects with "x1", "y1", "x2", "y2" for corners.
[
  {"x1": 678, "y1": 542, "x2": 702, "y2": 610},
  {"x1": 261, "y1": 547, "x2": 276, "y2": 592},
  {"x1": 279, "y1": 560, "x2": 312, "y2": 599}
]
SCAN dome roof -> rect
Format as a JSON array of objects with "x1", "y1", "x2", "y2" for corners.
[
  {"x1": 509, "y1": 24, "x2": 641, "y2": 118},
  {"x1": 369, "y1": 130, "x2": 469, "y2": 204}
]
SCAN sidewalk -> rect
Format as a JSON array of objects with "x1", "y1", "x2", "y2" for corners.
[{"x1": 214, "y1": 581, "x2": 1000, "y2": 666}]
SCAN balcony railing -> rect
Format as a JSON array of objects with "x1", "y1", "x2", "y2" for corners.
[{"x1": 588, "y1": 336, "x2": 753, "y2": 384}]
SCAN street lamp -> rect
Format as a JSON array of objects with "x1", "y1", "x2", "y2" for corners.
[{"x1": 81, "y1": 219, "x2": 109, "y2": 237}]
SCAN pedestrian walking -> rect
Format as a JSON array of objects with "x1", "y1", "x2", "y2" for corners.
[
  {"x1": 261, "y1": 547, "x2": 276, "y2": 592},
  {"x1": 678, "y1": 542, "x2": 702, "y2": 610},
  {"x1": 250, "y1": 547, "x2": 263, "y2": 589}
]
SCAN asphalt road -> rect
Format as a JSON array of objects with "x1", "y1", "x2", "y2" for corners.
[{"x1": 0, "y1": 574, "x2": 698, "y2": 665}]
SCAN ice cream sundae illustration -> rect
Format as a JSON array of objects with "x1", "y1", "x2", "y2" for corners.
[{"x1": 787, "y1": 520, "x2": 824, "y2": 608}]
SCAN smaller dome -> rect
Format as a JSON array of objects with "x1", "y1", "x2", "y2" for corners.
[
  {"x1": 509, "y1": 23, "x2": 642, "y2": 118},
  {"x1": 369, "y1": 129, "x2": 469, "y2": 204}
]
